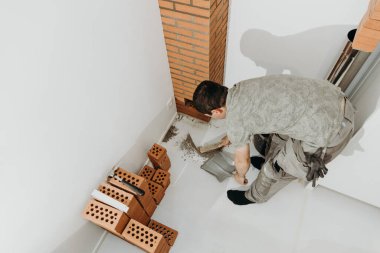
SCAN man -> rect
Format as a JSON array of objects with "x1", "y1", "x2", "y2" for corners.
[{"x1": 192, "y1": 74, "x2": 355, "y2": 205}]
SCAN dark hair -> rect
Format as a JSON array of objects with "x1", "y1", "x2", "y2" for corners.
[{"x1": 192, "y1": 80, "x2": 228, "y2": 114}]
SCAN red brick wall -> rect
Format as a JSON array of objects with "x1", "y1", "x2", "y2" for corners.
[
  {"x1": 158, "y1": 0, "x2": 229, "y2": 120},
  {"x1": 353, "y1": 0, "x2": 380, "y2": 52}
]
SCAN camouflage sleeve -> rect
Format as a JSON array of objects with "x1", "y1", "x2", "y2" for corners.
[{"x1": 227, "y1": 121, "x2": 251, "y2": 148}]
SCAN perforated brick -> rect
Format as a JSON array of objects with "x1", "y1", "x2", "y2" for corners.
[
  {"x1": 158, "y1": 154, "x2": 171, "y2": 171},
  {"x1": 148, "y1": 143, "x2": 167, "y2": 162},
  {"x1": 108, "y1": 168, "x2": 157, "y2": 217},
  {"x1": 82, "y1": 199, "x2": 129, "y2": 234},
  {"x1": 147, "y1": 180, "x2": 165, "y2": 205},
  {"x1": 139, "y1": 165, "x2": 156, "y2": 181},
  {"x1": 122, "y1": 219, "x2": 170, "y2": 253},
  {"x1": 148, "y1": 220, "x2": 178, "y2": 246},
  {"x1": 148, "y1": 144, "x2": 171, "y2": 171},
  {"x1": 98, "y1": 182, "x2": 150, "y2": 225},
  {"x1": 152, "y1": 169, "x2": 170, "y2": 189}
]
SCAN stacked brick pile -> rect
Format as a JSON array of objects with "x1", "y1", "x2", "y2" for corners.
[
  {"x1": 82, "y1": 143, "x2": 178, "y2": 253},
  {"x1": 158, "y1": 0, "x2": 229, "y2": 121},
  {"x1": 353, "y1": 0, "x2": 380, "y2": 52}
]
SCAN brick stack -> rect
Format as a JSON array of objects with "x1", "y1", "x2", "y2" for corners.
[
  {"x1": 158, "y1": 0, "x2": 229, "y2": 121},
  {"x1": 82, "y1": 143, "x2": 178, "y2": 252},
  {"x1": 353, "y1": 0, "x2": 380, "y2": 52}
]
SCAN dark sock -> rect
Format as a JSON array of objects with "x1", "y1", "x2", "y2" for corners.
[
  {"x1": 250, "y1": 156, "x2": 265, "y2": 170},
  {"x1": 274, "y1": 161, "x2": 282, "y2": 172},
  {"x1": 227, "y1": 190, "x2": 255, "y2": 205}
]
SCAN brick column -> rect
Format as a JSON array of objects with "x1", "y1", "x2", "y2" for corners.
[
  {"x1": 158, "y1": 0, "x2": 229, "y2": 121},
  {"x1": 352, "y1": 0, "x2": 380, "y2": 52}
]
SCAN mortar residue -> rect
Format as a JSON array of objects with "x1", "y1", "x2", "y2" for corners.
[
  {"x1": 162, "y1": 125, "x2": 178, "y2": 143},
  {"x1": 179, "y1": 134, "x2": 222, "y2": 162}
]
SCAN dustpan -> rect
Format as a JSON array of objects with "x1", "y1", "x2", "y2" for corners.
[{"x1": 201, "y1": 151, "x2": 235, "y2": 182}]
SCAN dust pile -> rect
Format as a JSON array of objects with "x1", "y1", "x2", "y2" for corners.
[
  {"x1": 162, "y1": 125, "x2": 178, "y2": 143},
  {"x1": 179, "y1": 134, "x2": 221, "y2": 162}
]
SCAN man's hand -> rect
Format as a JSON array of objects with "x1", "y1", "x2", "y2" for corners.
[
  {"x1": 220, "y1": 135, "x2": 231, "y2": 147},
  {"x1": 305, "y1": 148, "x2": 328, "y2": 187},
  {"x1": 233, "y1": 171, "x2": 248, "y2": 185},
  {"x1": 234, "y1": 144, "x2": 250, "y2": 185}
]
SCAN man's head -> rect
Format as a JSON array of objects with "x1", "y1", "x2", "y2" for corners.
[{"x1": 193, "y1": 80, "x2": 228, "y2": 119}]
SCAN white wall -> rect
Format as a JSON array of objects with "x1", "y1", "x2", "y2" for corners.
[
  {"x1": 0, "y1": 1, "x2": 175, "y2": 253},
  {"x1": 223, "y1": 0, "x2": 380, "y2": 208},
  {"x1": 321, "y1": 52, "x2": 380, "y2": 208},
  {"x1": 224, "y1": 0, "x2": 368, "y2": 87}
]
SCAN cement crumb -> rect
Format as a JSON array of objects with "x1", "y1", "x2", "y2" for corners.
[
  {"x1": 162, "y1": 125, "x2": 178, "y2": 143},
  {"x1": 179, "y1": 134, "x2": 221, "y2": 162}
]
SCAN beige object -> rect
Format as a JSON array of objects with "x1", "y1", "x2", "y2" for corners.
[
  {"x1": 152, "y1": 169, "x2": 171, "y2": 190},
  {"x1": 82, "y1": 199, "x2": 130, "y2": 235},
  {"x1": 147, "y1": 180, "x2": 165, "y2": 205},
  {"x1": 97, "y1": 182, "x2": 150, "y2": 225},
  {"x1": 148, "y1": 219, "x2": 178, "y2": 246},
  {"x1": 353, "y1": 0, "x2": 380, "y2": 52},
  {"x1": 122, "y1": 219, "x2": 170, "y2": 253},
  {"x1": 108, "y1": 168, "x2": 157, "y2": 217}
]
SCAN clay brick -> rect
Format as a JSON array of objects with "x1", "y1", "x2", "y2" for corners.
[
  {"x1": 163, "y1": 31, "x2": 177, "y2": 40},
  {"x1": 363, "y1": 17, "x2": 380, "y2": 31},
  {"x1": 166, "y1": 44, "x2": 179, "y2": 53},
  {"x1": 148, "y1": 143, "x2": 167, "y2": 162},
  {"x1": 172, "y1": 0, "x2": 191, "y2": 4},
  {"x1": 168, "y1": 51, "x2": 194, "y2": 63},
  {"x1": 357, "y1": 23, "x2": 380, "y2": 39},
  {"x1": 170, "y1": 68, "x2": 182, "y2": 76},
  {"x1": 193, "y1": 0, "x2": 211, "y2": 9},
  {"x1": 148, "y1": 220, "x2": 179, "y2": 246},
  {"x1": 161, "y1": 16, "x2": 176, "y2": 26},
  {"x1": 352, "y1": 40, "x2": 377, "y2": 52},
  {"x1": 108, "y1": 168, "x2": 157, "y2": 217},
  {"x1": 82, "y1": 199, "x2": 129, "y2": 234},
  {"x1": 169, "y1": 57, "x2": 209, "y2": 73},
  {"x1": 174, "y1": 90, "x2": 188, "y2": 100},
  {"x1": 193, "y1": 16, "x2": 210, "y2": 25},
  {"x1": 181, "y1": 71, "x2": 204, "y2": 83},
  {"x1": 172, "y1": 73, "x2": 196, "y2": 84},
  {"x1": 175, "y1": 3, "x2": 210, "y2": 17},
  {"x1": 160, "y1": 8, "x2": 193, "y2": 22},
  {"x1": 170, "y1": 62, "x2": 196, "y2": 74},
  {"x1": 163, "y1": 24, "x2": 193, "y2": 37},
  {"x1": 193, "y1": 45, "x2": 209, "y2": 55},
  {"x1": 172, "y1": 75, "x2": 196, "y2": 88},
  {"x1": 195, "y1": 58, "x2": 209, "y2": 67},
  {"x1": 159, "y1": 0, "x2": 229, "y2": 121},
  {"x1": 159, "y1": 0, "x2": 174, "y2": 9},
  {"x1": 177, "y1": 20, "x2": 209, "y2": 33},
  {"x1": 180, "y1": 48, "x2": 208, "y2": 61},
  {"x1": 97, "y1": 182, "x2": 150, "y2": 225},
  {"x1": 180, "y1": 84, "x2": 196, "y2": 93},
  {"x1": 369, "y1": 0, "x2": 380, "y2": 20},
  {"x1": 148, "y1": 180, "x2": 165, "y2": 204},
  {"x1": 165, "y1": 38, "x2": 193, "y2": 50},
  {"x1": 177, "y1": 34, "x2": 209, "y2": 47},
  {"x1": 138, "y1": 165, "x2": 156, "y2": 181},
  {"x1": 375, "y1": 0, "x2": 380, "y2": 11},
  {"x1": 122, "y1": 219, "x2": 170, "y2": 253},
  {"x1": 193, "y1": 31, "x2": 209, "y2": 41},
  {"x1": 148, "y1": 144, "x2": 171, "y2": 171},
  {"x1": 152, "y1": 169, "x2": 171, "y2": 189}
]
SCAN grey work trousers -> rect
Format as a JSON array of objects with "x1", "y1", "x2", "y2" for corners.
[{"x1": 245, "y1": 98, "x2": 355, "y2": 203}]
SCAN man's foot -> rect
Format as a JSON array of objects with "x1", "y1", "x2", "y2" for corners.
[
  {"x1": 227, "y1": 190, "x2": 255, "y2": 205},
  {"x1": 250, "y1": 156, "x2": 265, "y2": 170}
]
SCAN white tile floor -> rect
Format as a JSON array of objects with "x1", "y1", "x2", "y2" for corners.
[{"x1": 98, "y1": 114, "x2": 380, "y2": 253}]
